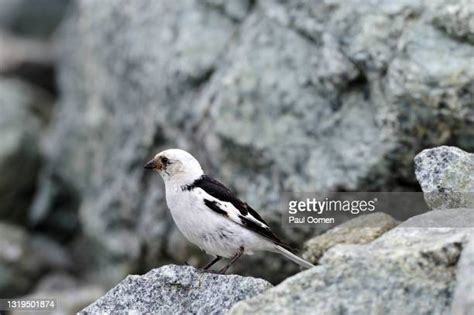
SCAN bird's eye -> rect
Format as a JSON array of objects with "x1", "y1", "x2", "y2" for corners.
[{"x1": 160, "y1": 156, "x2": 169, "y2": 164}]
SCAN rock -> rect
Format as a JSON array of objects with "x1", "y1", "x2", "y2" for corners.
[
  {"x1": 184, "y1": 0, "x2": 474, "y2": 211},
  {"x1": 0, "y1": 0, "x2": 19, "y2": 27},
  {"x1": 33, "y1": 272, "x2": 78, "y2": 291},
  {"x1": 0, "y1": 30, "x2": 56, "y2": 93},
  {"x1": 80, "y1": 265, "x2": 272, "y2": 314},
  {"x1": 394, "y1": 208, "x2": 474, "y2": 229},
  {"x1": 260, "y1": 0, "x2": 424, "y2": 72},
  {"x1": 230, "y1": 209, "x2": 474, "y2": 314},
  {"x1": 432, "y1": 0, "x2": 474, "y2": 44},
  {"x1": 387, "y1": 20, "x2": 474, "y2": 123},
  {"x1": 452, "y1": 236, "x2": 474, "y2": 315},
  {"x1": 196, "y1": 11, "x2": 382, "y2": 196},
  {"x1": 0, "y1": 0, "x2": 71, "y2": 39},
  {"x1": 303, "y1": 213, "x2": 398, "y2": 264},
  {"x1": 203, "y1": 0, "x2": 253, "y2": 21},
  {"x1": 0, "y1": 222, "x2": 71, "y2": 297},
  {"x1": 0, "y1": 78, "x2": 52, "y2": 222},
  {"x1": 385, "y1": 19, "x2": 474, "y2": 180},
  {"x1": 415, "y1": 146, "x2": 474, "y2": 209},
  {"x1": 12, "y1": 273, "x2": 105, "y2": 315}
]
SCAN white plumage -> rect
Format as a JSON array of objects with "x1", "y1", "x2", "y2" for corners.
[
  {"x1": 144, "y1": 148, "x2": 314, "y2": 273},
  {"x1": 167, "y1": 185, "x2": 273, "y2": 258}
]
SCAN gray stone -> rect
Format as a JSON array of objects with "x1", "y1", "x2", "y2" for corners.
[
  {"x1": 0, "y1": 0, "x2": 71, "y2": 38},
  {"x1": 80, "y1": 265, "x2": 272, "y2": 315},
  {"x1": 303, "y1": 213, "x2": 398, "y2": 264},
  {"x1": 415, "y1": 146, "x2": 474, "y2": 209},
  {"x1": 203, "y1": 0, "x2": 253, "y2": 21},
  {"x1": 0, "y1": 78, "x2": 52, "y2": 222},
  {"x1": 196, "y1": 11, "x2": 382, "y2": 196},
  {"x1": 385, "y1": 19, "x2": 474, "y2": 179},
  {"x1": 33, "y1": 272, "x2": 79, "y2": 291},
  {"x1": 0, "y1": 31, "x2": 53, "y2": 70},
  {"x1": 387, "y1": 21, "x2": 474, "y2": 123},
  {"x1": 0, "y1": 0, "x2": 20, "y2": 27},
  {"x1": 432, "y1": 0, "x2": 474, "y2": 44},
  {"x1": 0, "y1": 222, "x2": 71, "y2": 297},
  {"x1": 0, "y1": 30, "x2": 56, "y2": 93},
  {"x1": 260, "y1": 0, "x2": 424, "y2": 72},
  {"x1": 230, "y1": 209, "x2": 474, "y2": 314},
  {"x1": 452, "y1": 235, "x2": 474, "y2": 315},
  {"x1": 394, "y1": 208, "x2": 474, "y2": 229}
]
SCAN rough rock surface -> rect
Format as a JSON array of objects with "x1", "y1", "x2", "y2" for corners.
[
  {"x1": 231, "y1": 209, "x2": 474, "y2": 314},
  {"x1": 80, "y1": 265, "x2": 272, "y2": 315},
  {"x1": 386, "y1": 20, "x2": 474, "y2": 176},
  {"x1": 415, "y1": 146, "x2": 474, "y2": 209},
  {"x1": 303, "y1": 213, "x2": 398, "y2": 264},
  {"x1": 0, "y1": 78, "x2": 52, "y2": 222},
  {"x1": 0, "y1": 222, "x2": 71, "y2": 297},
  {"x1": 432, "y1": 0, "x2": 474, "y2": 44},
  {"x1": 203, "y1": 0, "x2": 253, "y2": 21},
  {"x1": 33, "y1": 0, "x2": 474, "y2": 283},
  {"x1": 452, "y1": 235, "x2": 474, "y2": 315}
]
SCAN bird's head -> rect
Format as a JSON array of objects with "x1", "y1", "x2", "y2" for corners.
[{"x1": 144, "y1": 149, "x2": 203, "y2": 184}]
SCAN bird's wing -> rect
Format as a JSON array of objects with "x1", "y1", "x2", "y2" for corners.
[{"x1": 185, "y1": 175, "x2": 291, "y2": 249}]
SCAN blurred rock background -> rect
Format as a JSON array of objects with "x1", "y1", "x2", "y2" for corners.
[{"x1": 0, "y1": 0, "x2": 473, "y2": 309}]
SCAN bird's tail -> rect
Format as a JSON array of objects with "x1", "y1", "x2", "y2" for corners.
[{"x1": 274, "y1": 245, "x2": 315, "y2": 269}]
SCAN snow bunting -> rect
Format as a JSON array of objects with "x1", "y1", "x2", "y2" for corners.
[{"x1": 145, "y1": 148, "x2": 314, "y2": 273}]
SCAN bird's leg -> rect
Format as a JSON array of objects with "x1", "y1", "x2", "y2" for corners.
[
  {"x1": 199, "y1": 256, "x2": 222, "y2": 271},
  {"x1": 218, "y1": 247, "x2": 244, "y2": 274}
]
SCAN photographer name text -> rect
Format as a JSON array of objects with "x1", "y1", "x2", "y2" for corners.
[{"x1": 286, "y1": 197, "x2": 378, "y2": 224}]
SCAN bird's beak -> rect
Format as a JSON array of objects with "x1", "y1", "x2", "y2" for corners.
[{"x1": 144, "y1": 158, "x2": 161, "y2": 170}]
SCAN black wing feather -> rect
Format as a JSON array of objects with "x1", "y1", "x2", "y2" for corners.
[
  {"x1": 185, "y1": 175, "x2": 292, "y2": 250},
  {"x1": 203, "y1": 199, "x2": 227, "y2": 216},
  {"x1": 185, "y1": 175, "x2": 267, "y2": 223},
  {"x1": 237, "y1": 213, "x2": 290, "y2": 249}
]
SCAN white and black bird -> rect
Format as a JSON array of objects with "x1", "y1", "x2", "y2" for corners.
[{"x1": 144, "y1": 148, "x2": 314, "y2": 273}]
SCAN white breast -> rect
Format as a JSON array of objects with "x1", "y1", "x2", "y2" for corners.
[{"x1": 164, "y1": 184, "x2": 271, "y2": 258}]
